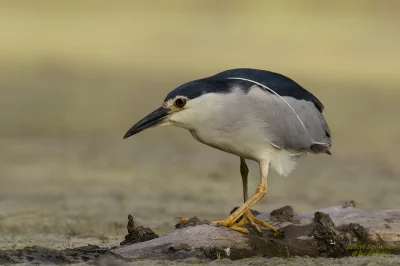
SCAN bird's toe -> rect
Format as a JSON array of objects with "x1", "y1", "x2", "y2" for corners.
[
  {"x1": 211, "y1": 220, "x2": 249, "y2": 234},
  {"x1": 237, "y1": 210, "x2": 278, "y2": 234},
  {"x1": 211, "y1": 219, "x2": 232, "y2": 227}
]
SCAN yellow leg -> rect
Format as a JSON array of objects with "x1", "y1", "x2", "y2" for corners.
[
  {"x1": 211, "y1": 178, "x2": 267, "y2": 233},
  {"x1": 212, "y1": 160, "x2": 277, "y2": 234}
]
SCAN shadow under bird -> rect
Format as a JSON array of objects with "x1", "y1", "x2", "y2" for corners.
[{"x1": 123, "y1": 68, "x2": 332, "y2": 234}]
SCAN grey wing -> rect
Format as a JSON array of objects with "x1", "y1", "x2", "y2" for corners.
[{"x1": 259, "y1": 94, "x2": 332, "y2": 154}]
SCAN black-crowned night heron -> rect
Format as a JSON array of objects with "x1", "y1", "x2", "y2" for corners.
[{"x1": 123, "y1": 68, "x2": 332, "y2": 234}]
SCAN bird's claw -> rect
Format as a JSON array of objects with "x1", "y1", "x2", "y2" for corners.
[
  {"x1": 212, "y1": 221, "x2": 250, "y2": 234},
  {"x1": 211, "y1": 219, "x2": 249, "y2": 234},
  {"x1": 237, "y1": 210, "x2": 278, "y2": 235},
  {"x1": 211, "y1": 210, "x2": 278, "y2": 235}
]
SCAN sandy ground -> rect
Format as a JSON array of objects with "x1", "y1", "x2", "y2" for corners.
[
  {"x1": 6, "y1": 257, "x2": 400, "y2": 266},
  {"x1": 0, "y1": 134, "x2": 399, "y2": 247}
]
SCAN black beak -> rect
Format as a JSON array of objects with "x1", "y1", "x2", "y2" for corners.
[{"x1": 123, "y1": 107, "x2": 169, "y2": 139}]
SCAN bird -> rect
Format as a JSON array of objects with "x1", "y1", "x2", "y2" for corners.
[{"x1": 123, "y1": 68, "x2": 332, "y2": 234}]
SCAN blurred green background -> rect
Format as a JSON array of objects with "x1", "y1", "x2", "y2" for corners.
[{"x1": 0, "y1": 0, "x2": 399, "y2": 249}]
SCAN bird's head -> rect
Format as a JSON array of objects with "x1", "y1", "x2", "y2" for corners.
[{"x1": 123, "y1": 78, "x2": 233, "y2": 139}]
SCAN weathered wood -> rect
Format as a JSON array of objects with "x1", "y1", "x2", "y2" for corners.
[{"x1": 112, "y1": 205, "x2": 400, "y2": 260}]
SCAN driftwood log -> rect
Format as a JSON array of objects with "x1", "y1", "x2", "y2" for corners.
[
  {"x1": 1, "y1": 204, "x2": 399, "y2": 264},
  {"x1": 112, "y1": 204, "x2": 400, "y2": 260}
]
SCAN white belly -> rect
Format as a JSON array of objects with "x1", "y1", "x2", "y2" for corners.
[
  {"x1": 190, "y1": 129, "x2": 273, "y2": 161},
  {"x1": 189, "y1": 129, "x2": 303, "y2": 177}
]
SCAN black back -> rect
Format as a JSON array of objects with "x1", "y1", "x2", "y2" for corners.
[{"x1": 165, "y1": 68, "x2": 324, "y2": 112}]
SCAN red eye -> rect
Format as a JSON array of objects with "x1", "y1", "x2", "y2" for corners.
[{"x1": 175, "y1": 98, "x2": 186, "y2": 108}]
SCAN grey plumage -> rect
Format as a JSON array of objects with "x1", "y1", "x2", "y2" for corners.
[
  {"x1": 226, "y1": 77, "x2": 331, "y2": 154},
  {"x1": 254, "y1": 93, "x2": 331, "y2": 153}
]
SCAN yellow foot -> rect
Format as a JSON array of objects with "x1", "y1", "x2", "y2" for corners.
[
  {"x1": 211, "y1": 217, "x2": 233, "y2": 227},
  {"x1": 237, "y1": 210, "x2": 278, "y2": 234},
  {"x1": 211, "y1": 219, "x2": 249, "y2": 234}
]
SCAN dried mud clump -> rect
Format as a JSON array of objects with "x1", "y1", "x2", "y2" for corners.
[
  {"x1": 312, "y1": 211, "x2": 368, "y2": 257},
  {"x1": 120, "y1": 214, "x2": 159, "y2": 246},
  {"x1": 270, "y1": 205, "x2": 301, "y2": 224}
]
